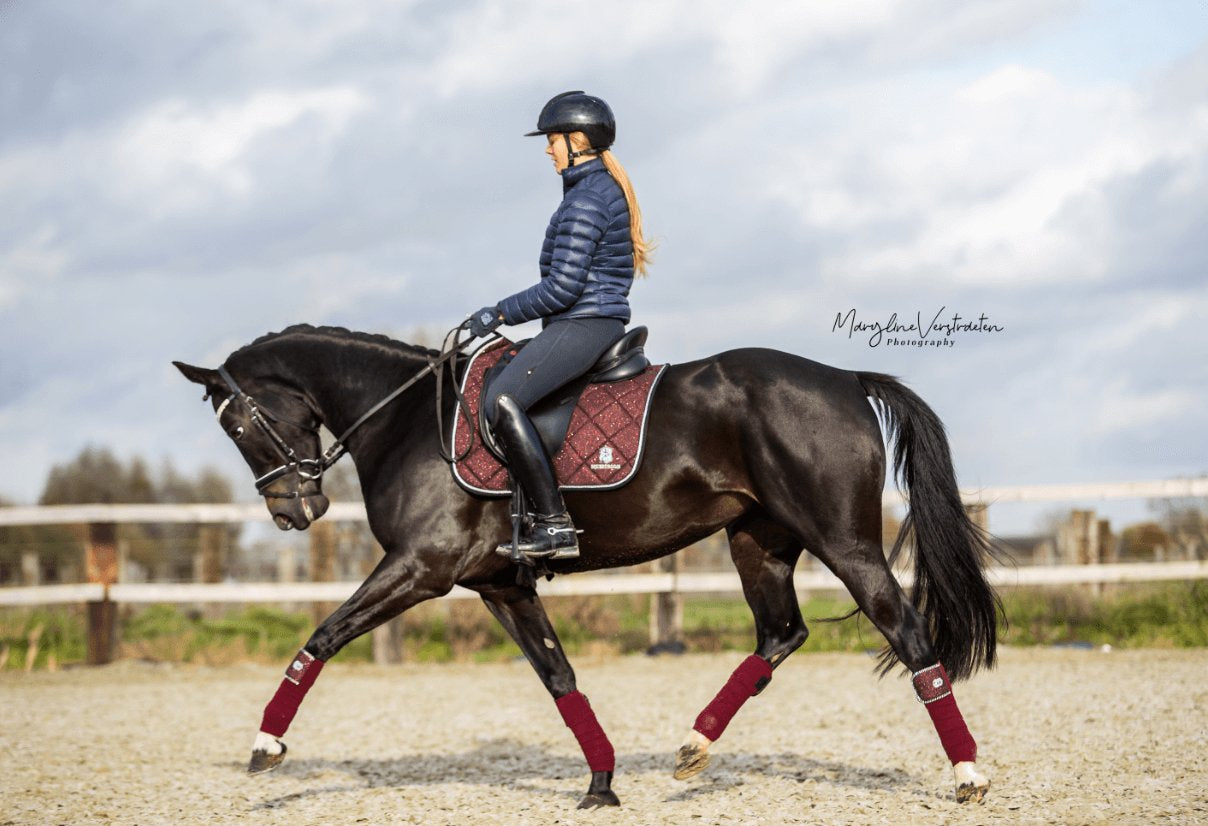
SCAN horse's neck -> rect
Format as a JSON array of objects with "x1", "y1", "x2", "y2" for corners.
[{"x1": 260, "y1": 334, "x2": 439, "y2": 451}]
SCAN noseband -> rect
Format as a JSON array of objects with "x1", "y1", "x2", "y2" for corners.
[{"x1": 216, "y1": 323, "x2": 488, "y2": 501}]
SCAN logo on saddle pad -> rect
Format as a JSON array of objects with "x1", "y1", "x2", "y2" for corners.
[{"x1": 591, "y1": 445, "x2": 622, "y2": 471}]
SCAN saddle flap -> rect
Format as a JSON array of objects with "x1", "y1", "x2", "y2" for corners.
[{"x1": 477, "y1": 341, "x2": 525, "y2": 460}]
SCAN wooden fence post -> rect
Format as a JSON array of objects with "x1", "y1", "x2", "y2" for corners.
[
  {"x1": 1056, "y1": 509, "x2": 1112, "y2": 596},
  {"x1": 365, "y1": 537, "x2": 404, "y2": 664},
  {"x1": 372, "y1": 618, "x2": 405, "y2": 665},
  {"x1": 85, "y1": 522, "x2": 119, "y2": 665},
  {"x1": 21, "y1": 551, "x2": 40, "y2": 586},
  {"x1": 1059, "y1": 509, "x2": 1112, "y2": 566},
  {"x1": 195, "y1": 525, "x2": 227, "y2": 619},
  {"x1": 195, "y1": 525, "x2": 226, "y2": 584},
  {"x1": 648, "y1": 554, "x2": 683, "y2": 653},
  {"x1": 310, "y1": 521, "x2": 336, "y2": 625},
  {"x1": 277, "y1": 544, "x2": 297, "y2": 612}
]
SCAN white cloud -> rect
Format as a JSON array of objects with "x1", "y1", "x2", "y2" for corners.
[
  {"x1": 1092, "y1": 294, "x2": 1204, "y2": 353},
  {"x1": 1088, "y1": 382, "x2": 1196, "y2": 438},
  {"x1": 0, "y1": 224, "x2": 69, "y2": 293},
  {"x1": 758, "y1": 58, "x2": 1208, "y2": 287},
  {"x1": 114, "y1": 86, "x2": 371, "y2": 203},
  {"x1": 957, "y1": 64, "x2": 1058, "y2": 103}
]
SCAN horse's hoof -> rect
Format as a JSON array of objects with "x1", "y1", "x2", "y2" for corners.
[
  {"x1": 673, "y1": 743, "x2": 711, "y2": 780},
  {"x1": 577, "y1": 791, "x2": 621, "y2": 809},
  {"x1": 248, "y1": 741, "x2": 287, "y2": 774},
  {"x1": 674, "y1": 730, "x2": 713, "y2": 780},
  {"x1": 953, "y1": 761, "x2": 990, "y2": 803},
  {"x1": 579, "y1": 770, "x2": 619, "y2": 808},
  {"x1": 956, "y1": 780, "x2": 990, "y2": 804}
]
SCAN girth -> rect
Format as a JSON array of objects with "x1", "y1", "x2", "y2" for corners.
[{"x1": 477, "y1": 326, "x2": 650, "y2": 460}]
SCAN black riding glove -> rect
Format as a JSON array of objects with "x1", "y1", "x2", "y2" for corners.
[{"x1": 469, "y1": 306, "x2": 504, "y2": 338}]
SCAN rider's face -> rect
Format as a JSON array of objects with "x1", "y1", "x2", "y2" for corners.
[{"x1": 546, "y1": 134, "x2": 570, "y2": 173}]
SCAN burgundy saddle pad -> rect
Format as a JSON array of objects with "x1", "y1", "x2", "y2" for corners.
[{"x1": 450, "y1": 338, "x2": 667, "y2": 496}]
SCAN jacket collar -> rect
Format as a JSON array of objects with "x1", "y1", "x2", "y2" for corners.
[{"x1": 561, "y1": 157, "x2": 605, "y2": 191}]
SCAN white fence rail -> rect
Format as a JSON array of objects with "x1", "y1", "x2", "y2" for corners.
[
  {"x1": 1, "y1": 562, "x2": 1205, "y2": 608},
  {"x1": 3, "y1": 477, "x2": 1205, "y2": 662},
  {"x1": 1, "y1": 477, "x2": 1206, "y2": 526}
]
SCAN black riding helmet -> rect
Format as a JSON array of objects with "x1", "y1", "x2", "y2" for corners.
[{"x1": 525, "y1": 91, "x2": 615, "y2": 166}]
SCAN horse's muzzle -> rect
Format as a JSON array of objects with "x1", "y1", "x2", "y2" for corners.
[{"x1": 269, "y1": 492, "x2": 330, "y2": 531}]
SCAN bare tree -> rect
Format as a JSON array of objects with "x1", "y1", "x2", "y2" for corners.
[{"x1": 1149, "y1": 496, "x2": 1208, "y2": 561}]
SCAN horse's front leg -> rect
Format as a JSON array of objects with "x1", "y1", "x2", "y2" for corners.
[
  {"x1": 479, "y1": 584, "x2": 620, "y2": 809},
  {"x1": 248, "y1": 551, "x2": 451, "y2": 773}
]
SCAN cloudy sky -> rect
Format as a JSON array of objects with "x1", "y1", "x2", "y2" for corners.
[{"x1": 2, "y1": 1, "x2": 1206, "y2": 534}]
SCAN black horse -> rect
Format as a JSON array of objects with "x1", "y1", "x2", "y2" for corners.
[{"x1": 175, "y1": 324, "x2": 1000, "y2": 808}]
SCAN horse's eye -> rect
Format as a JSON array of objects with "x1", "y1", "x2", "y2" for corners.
[{"x1": 230, "y1": 426, "x2": 245, "y2": 441}]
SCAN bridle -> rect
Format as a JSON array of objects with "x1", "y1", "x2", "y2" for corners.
[
  {"x1": 216, "y1": 365, "x2": 325, "y2": 498},
  {"x1": 215, "y1": 322, "x2": 490, "y2": 500}
]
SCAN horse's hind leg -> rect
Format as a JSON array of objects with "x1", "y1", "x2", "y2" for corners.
[
  {"x1": 812, "y1": 533, "x2": 990, "y2": 803},
  {"x1": 479, "y1": 584, "x2": 620, "y2": 809},
  {"x1": 674, "y1": 514, "x2": 807, "y2": 780}
]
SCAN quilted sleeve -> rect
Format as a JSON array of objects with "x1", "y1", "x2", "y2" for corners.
[{"x1": 498, "y1": 193, "x2": 608, "y2": 324}]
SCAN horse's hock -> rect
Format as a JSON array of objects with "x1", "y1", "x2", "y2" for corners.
[{"x1": 3, "y1": 648, "x2": 1205, "y2": 825}]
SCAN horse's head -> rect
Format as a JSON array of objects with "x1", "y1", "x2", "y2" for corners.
[{"x1": 174, "y1": 360, "x2": 331, "y2": 531}]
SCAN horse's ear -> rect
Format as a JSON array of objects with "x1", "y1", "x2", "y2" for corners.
[{"x1": 173, "y1": 361, "x2": 220, "y2": 389}]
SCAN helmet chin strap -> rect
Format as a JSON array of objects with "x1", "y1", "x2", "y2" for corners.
[{"x1": 563, "y1": 133, "x2": 602, "y2": 167}]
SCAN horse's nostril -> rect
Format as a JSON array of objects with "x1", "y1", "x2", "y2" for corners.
[{"x1": 308, "y1": 494, "x2": 331, "y2": 520}]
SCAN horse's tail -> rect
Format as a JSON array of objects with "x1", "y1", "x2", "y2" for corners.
[{"x1": 856, "y1": 371, "x2": 1002, "y2": 681}]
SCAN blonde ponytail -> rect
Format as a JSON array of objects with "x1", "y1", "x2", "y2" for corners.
[
  {"x1": 600, "y1": 149, "x2": 652, "y2": 277},
  {"x1": 566, "y1": 132, "x2": 652, "y2": 276}
]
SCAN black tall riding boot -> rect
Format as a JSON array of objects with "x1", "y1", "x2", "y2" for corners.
[{"x1": 491, "y1": 394, "x2": 580, "y2": 560}]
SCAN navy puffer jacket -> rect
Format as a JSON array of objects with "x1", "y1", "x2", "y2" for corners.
[{"x1": 498, "y1": 158, "x2": 634, "y2": 325}]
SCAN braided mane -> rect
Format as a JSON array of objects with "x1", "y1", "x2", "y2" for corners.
[{"x1": 232, "y1": 324, "x2": 441, "y2": 360}]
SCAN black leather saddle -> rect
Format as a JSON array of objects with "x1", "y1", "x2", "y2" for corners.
[{"x1": 477, "y1": 326, "x2": 650, "y2": 460}]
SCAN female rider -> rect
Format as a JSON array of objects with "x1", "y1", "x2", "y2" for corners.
[{"x1": 468, "y1": 90, "x2": 651, "y2": 561}]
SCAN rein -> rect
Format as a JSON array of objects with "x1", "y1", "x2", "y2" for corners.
[{"x1": 217, "y1": 322, "x2": 491, "y2": 499}]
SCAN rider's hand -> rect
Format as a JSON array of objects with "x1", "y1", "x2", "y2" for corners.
[{"x1": 468, "y1": 306, "x2": 504, "y2": 338}]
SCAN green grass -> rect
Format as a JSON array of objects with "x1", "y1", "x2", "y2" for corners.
[
  {"x1": 2, "y1": 581, "x2": 1206, "y2": 670},
  {"x1": 998, "y1": 581, "x2": 1208, "y2": 647},
  {"x1": 0, "y1": 606, "x2": 87, "y2": 670},
  {"x1": 682, "y1": 593, "x2": 886, "y2": 653}
]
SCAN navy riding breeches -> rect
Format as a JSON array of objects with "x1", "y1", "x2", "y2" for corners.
[{"x1": 483, "y1": 317, "x2": 625, "y2": 422}]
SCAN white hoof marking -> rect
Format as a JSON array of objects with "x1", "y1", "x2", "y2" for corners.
[
  {"x1": 682, "y1": 729, "x2": 712, "y2": 751},
  {"x1": 253, "y1": 730, "x2": 284, "y2": 755},
  {"x1": 953, "y1": 761, "x2": 990, "y2": 803}
]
